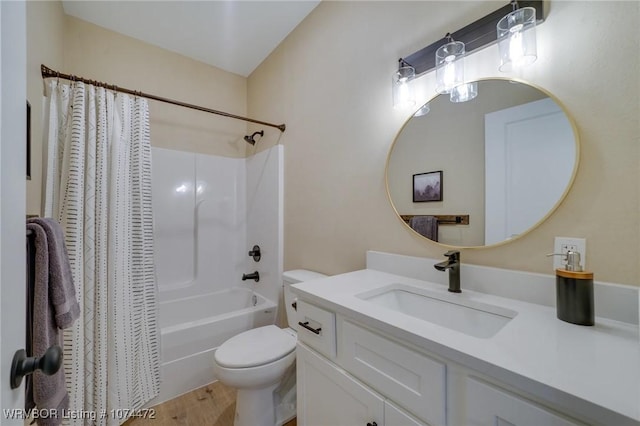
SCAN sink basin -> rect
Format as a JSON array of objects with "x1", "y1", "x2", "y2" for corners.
[{"x1": 357, "y1": 284, "x2": 517, "y2": 338}]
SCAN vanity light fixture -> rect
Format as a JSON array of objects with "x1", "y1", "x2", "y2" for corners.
[
  {"x1": 435, "y1": 35, "x2": 465, "y2": 94},
  {"x1": 497, "y1": 2, "x2": 538, "y2": 72},
  {"x1": 394, "y1": 1, "x2": 543, "y2": 85},
  {"x1": 392, "y1": 59, "x2": 416, "y2": 110}
]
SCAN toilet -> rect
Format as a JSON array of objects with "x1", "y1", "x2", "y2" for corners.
[{"x1": 213, "y1": 269, "x2": 327, "y2": 426}]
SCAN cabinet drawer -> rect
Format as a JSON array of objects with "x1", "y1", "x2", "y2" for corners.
[
  {"x1": 340, "y1": 320, "x2": 446, "y2": 426},
  {"x1": 297, "y1": 300, "x2": 336, "y2": 358}
]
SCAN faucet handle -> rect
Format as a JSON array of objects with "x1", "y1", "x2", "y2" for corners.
[{"x1": 443, "y1": 250, "x2": 460, "y2": 258}]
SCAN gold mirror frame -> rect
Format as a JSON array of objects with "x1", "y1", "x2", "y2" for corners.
[{"x1": 385, "y1": 77, "x2": 580, "y2": 249}]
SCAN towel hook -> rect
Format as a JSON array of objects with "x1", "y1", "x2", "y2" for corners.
[{"x1": 10, "y1": 345, "x2": 62, "y2": 389}]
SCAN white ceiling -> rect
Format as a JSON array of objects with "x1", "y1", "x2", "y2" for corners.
[{"x1": 62, "y1": 1, "x2": 321, "y2": 77}]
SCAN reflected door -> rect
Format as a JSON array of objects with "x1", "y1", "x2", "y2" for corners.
[{"x1": 485, "y1": 98, "x2": 575, "y2": 245}]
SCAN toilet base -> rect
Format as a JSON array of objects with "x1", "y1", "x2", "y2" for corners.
[
  {"x1": 235, "y1": 382, "x2": 279, "y2": 426},
  {"x1": 274, "y1": 362, "x2": 297, "y2": 425}
]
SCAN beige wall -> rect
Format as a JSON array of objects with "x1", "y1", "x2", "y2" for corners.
[
  {"x1": 26, "y1": 0, "x2": 66, "y2": 215},
  {"x1": 248, "y1": 1, "x2": 640, "y2": 286},
  {"x1": 26, "y1": 3, "x2": 249, "y2": 215},
  {"x1": 27, "y1": 1, "x2": 640, "y2": 286}
]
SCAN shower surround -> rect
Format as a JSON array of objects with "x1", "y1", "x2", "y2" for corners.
[{"x1": 149, "y1": 145, "x2": 283, "y2": 404}]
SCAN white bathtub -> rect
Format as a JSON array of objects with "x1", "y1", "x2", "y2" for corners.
[{"x1": 149, "y1": 288, "x2": 277, "y2": 405}]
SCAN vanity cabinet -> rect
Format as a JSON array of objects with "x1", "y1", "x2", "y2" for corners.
[
  {"x1": 296, "y1": 300, "x2": 587, "y2": 426},
  {"x1": 297, "y1": 343, "x2": 427, "y2": 426}
]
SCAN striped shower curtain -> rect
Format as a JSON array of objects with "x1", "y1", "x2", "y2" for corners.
[{"x1": 43, "y1": 80, "x2": 160, "y2": 425}]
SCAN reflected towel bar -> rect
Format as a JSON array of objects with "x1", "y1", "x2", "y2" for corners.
[{"x1": 401, "y1": 214, "x2": 470, "y2": 226}]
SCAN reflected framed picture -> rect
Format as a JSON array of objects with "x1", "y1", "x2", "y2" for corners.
[{"x1": 413, "y1": 170, "x2": 442, "y2": 202}]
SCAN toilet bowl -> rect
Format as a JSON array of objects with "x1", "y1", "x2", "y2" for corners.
[{"x1": 212, "y1": 269, "x2": 327, "y2": 426}]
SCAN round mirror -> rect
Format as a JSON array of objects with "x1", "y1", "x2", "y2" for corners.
[{"x1": 386, "y1": 79, "x2": 579, "y2": 248}]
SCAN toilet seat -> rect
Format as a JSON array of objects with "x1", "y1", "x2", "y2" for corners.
[{"x1": 214, "y1": 325, "x2": 296, "y2": 368}]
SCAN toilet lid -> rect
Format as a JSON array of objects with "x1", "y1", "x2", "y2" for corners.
[{"x1": 214, "y1": 325, "x2": 296, "y2": 368}]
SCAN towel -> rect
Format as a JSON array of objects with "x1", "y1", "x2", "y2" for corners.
[
  {"x1": 409, "y1": 215, "x2": 439, "y2": 242},
  {"x1": 26, "y1": 218, "x2": 80, "y2": 426}
]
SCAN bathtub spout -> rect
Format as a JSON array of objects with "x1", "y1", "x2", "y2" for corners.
[{"x1": 242, "y1": 271, "x2": 260, "y2": 282}]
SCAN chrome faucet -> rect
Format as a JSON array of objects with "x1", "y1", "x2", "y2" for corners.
[{"x1": 434, "y1": 250, "x2": 461, "y2": 293}]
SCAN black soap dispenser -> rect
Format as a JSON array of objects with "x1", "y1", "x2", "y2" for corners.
[{"x1": 555, "y1": 250, "x2": 594, "y2": 326}]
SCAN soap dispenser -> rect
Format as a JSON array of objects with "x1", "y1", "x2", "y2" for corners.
[{"x1": 554, "y1": 250, "x2": 594, "y2": 326}]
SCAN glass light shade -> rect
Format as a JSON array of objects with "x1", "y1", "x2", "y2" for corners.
[
  {"x1": 413, "y1": 103, "x2": 431, "y2": 117},
  {"x1": 450, "y1": 82, "x2": 478, "y2": 103},
  {"x1": 497, "y1": 7, "x2": 537, "y2": 72},
  {"x1": 435, "y1": 41, "x2": 465, "y2": 94},
  {"x1": 392, "y1": 65, "x2": 416, "y2": 109}
]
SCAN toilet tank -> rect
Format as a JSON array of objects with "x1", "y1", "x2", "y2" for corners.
[{"x1": 283, "y1": 269, "x2": 328, "y2": 332}]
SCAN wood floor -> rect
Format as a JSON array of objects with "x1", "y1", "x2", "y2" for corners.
[{"x1": 124, "y1": 382, "x2": 296, "y2": 426}]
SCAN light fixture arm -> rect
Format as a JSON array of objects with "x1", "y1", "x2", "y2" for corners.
[
  {"x1": 392, "y1": 58, "x2": 416, "y2": 109},
  {"x1": 398, "y1": 58, "x2": 413, "y2": 69}
]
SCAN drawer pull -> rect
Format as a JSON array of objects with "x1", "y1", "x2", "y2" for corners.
[
  {"x1": 366, "y1": 422, "x2": 377, "y2": 426},
  {"x1": 298, "y1": 321, "x2": 322, "y2": 335}
]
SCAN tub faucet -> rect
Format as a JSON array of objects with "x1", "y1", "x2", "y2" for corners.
[
  {"x1": 434, "y1": 250, "x2": 461, "y2": 293},
  {"x1": 242, "y1": 271, "x2": 260, "y2": 282}
]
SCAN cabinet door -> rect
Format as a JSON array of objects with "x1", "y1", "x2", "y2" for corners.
[
  {"x1": 465, "y1": 377, "x2": 582, "y2": 426},
  {"x1": 340, "y1": 319, "x2": 446, "y2": 425},
  {"x1": 297, "y1": 343, "x2": 383, "y2": 426},
  {"x1": 385, "y1": 401, "x2": 430, "y2": 426}
]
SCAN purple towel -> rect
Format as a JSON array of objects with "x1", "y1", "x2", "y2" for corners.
[
  {"x1": 409, "y1": 215, "x2": 439, "y2": 241},
  {"x1": 26, "y1": 218, "x2": 80, "y2": 426}
]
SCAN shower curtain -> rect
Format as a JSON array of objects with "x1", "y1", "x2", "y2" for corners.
[{"x1": 43, "y1": 80, "x2": 160, "y2": 425}]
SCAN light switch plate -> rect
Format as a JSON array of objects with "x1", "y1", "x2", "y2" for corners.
[{"x1": 553, "y1": 237, "x2": 586, "y2": 270}]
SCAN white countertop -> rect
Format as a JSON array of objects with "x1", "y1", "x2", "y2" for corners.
[{"x1": 292, "y1": 269, "x2": 640, "y2": 425}]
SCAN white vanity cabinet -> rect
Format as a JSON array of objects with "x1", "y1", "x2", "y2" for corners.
[
  {"x1": 296, "y1": 300, "x2": 588, "y2": 426},
  {"x1": 297, "y1": 343, "x2": 427, "y2": 426}
]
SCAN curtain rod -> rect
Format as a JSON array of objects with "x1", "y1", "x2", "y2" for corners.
[{"x1": 40, "y1": 64, "x2": 286, "y2": 132}]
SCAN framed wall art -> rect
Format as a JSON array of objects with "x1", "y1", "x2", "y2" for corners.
[{"x1": 413, "y1": 170, "x2": 442, "y2": 202}]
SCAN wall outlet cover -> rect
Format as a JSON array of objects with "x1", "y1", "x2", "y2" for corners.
[{"x1": 553, "y1": 237, "x2": 586, "y2": 270}]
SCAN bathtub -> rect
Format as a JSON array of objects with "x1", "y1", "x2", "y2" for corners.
[{"x1": 149, "y1": 287, "x2": 277, "y2": 405}]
